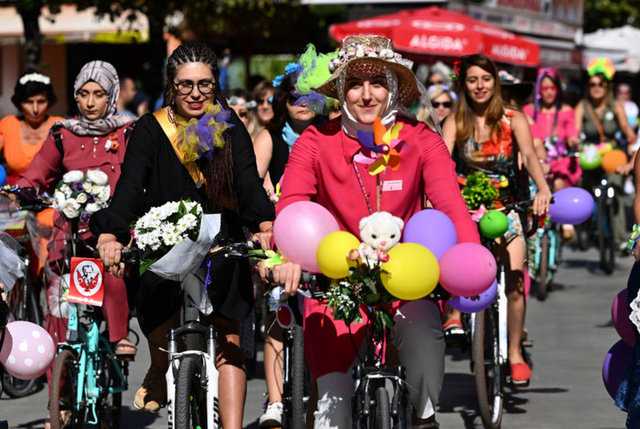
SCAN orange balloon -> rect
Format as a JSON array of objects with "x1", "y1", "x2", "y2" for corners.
[
  {"x1": 37, "y1": 208, "x2": 55, "y2": 228},
  {"x1": 601, "y1": 149, "x2": 627, "y2": 174}
]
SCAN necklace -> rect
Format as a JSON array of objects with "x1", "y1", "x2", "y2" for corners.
[{"x1": 353, "y1": 162, "x2": 386, "y2": 214}]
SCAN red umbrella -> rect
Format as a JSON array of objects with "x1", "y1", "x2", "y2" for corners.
[{"x1": 329, "y1": 6, "x2": 540, "y2": 67}]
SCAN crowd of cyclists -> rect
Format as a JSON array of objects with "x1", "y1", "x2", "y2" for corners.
[{"x1": 1, "y1": 32, "x2": 640, "y2": 429}]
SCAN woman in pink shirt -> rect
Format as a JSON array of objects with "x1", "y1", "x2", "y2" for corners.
[{"x1": 265, "y1": 35, "x2": 479, "y2": 428}]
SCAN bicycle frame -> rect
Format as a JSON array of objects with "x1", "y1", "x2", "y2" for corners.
[{"x1": 58, "y1": 303, "x2": 127, "y2": 424}]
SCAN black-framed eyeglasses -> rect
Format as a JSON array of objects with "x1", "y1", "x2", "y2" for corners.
[
  {"x1": 432, "y1": 101, "x2": 452, "y2": 108},
  {"x1": 173, "y1": 79, "x2": 215, "y2": 95},
  {"x1": 589, "y1": 81, "x2": 608, "y2": 89}
]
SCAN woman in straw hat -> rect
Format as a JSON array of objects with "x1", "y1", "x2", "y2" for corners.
[{"x1": 262, "y1": 34, "x2": 480, "y2": 428}]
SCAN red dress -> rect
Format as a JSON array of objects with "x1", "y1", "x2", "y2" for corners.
[
  {"x1": 17, "y1": 122, "x2": 134, "y2": 379},
  {"x1": 277, "y1": 117, "x2": 479, "y2": 378}
]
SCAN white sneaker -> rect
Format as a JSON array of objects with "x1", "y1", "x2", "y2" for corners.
[{"x1": 259, "y1": 402, "x2": 283, "y2": 428}]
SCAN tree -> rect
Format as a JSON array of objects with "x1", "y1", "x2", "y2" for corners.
[{"x1": 583, "y1": 0, "x2": 640, "y2": 33}]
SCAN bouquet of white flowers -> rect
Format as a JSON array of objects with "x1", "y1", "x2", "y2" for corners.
[
  {"x1": 52, "y1": 169, "x2": 110, "y2": 221},
  {"x1": 133, "y1": 200, "x2": 220, "y2": 281}
]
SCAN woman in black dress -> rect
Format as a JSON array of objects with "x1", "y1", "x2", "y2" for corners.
[{"x1": 91, "y1": 41, "x2": 274, "y2": 428}]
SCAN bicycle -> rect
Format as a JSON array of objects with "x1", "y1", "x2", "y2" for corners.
[
  {"x1": 472, "y1": 198, "x2": 538, "y2": 429},
  {"x1": 48, "y1": 216, "x2": 129, "y2": 429},
  {"x1": 593, "y1": 178, "x2": 618, "y2": 274},
  {"x1": 0, "y1": 189, "x2": 51, "y2": 398}
]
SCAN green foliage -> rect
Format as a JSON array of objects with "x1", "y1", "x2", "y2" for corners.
[
  {"x1": 462, "y1": 171, "x2": 499, "y2": 210},
  {"x1": 584, "y1": 0, "x2": 640, "y2": 32},
  {"x1": 324, "y1": 262, "x2": 398, "y2": 332}
]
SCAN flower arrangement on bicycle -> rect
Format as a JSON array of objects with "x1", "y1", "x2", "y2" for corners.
[
  {"x1": 52, "y1": 169, "x2": 110, "y2": 221},
  {"x1": 132, "y1": 200, "x2": 220, "y2": 279}
]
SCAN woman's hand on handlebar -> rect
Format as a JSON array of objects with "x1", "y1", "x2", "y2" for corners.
[
  {"x1": 252, "y1": 221, "x2": 274, "y2": 251},
  {"x1": 258, "y1": 261, "x2": 302, "y2": 296},
  {"x1": 533, "y1": 187, "x2": 552, "y2": 216},
  {"x1": 96, "y1": 233, "x2": 125, "y2": 277}
]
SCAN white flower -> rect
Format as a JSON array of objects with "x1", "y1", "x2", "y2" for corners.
[
  {"x1": 83, "y1": 182, "x2": 94, "y2": 194},
  {"x1": 346, "y1": 46, "x2": 357, "y2": 56},
  {"x1": 356, "y1": 47, "x2": 365, "y2": 57},
  {"x1": 85, "y1": 202, "x2": 100, "y2": 214},
  {"x1": 62, "y1": 170, "x2": 83, "y2": 183},
  {"x1": 53, "y1": 191, "x2": 66, "y2": 210},
  {"x1": 76, "y1": 193, "x2": 88, "y2": 204},
  {"x1": 86, "y1": 169, "x2": 108, "y2": 185},
  {"x1": 97, "y1": 185, "x2": 111, "y2": 202},
  {"x1": 380, "y1": 49, "x2": 394, "y2": 59},
  {"x1": 630, "y1": 294, "x2": 640, "y2": 333},
  {"x1": 61, "y1": 199, "x2": 81, "y2": 219}
]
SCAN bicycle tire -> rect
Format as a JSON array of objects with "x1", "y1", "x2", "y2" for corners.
[
  {"x1": 97, "y1": 352, "x2": 123, "y2": 429},
  {"x1": 537, "y1": 234, "x2": 550, "y2": 301},
  {"x1": 373, "y1": 386, "x2": 391, "y2": 429},
  {"x1": 50, "y1": 349, "x2": 85, "y2": 429},
  {"x1": 288, "y1": 324, "x2": 306, "y2": 429},
  {"x1": 473, "y1": 309, "x2": 504, "y2": 429},
  {"x1": 175, "y1": 355, "x2": 207, "y2": 429},
  {"x1": 575, "y1": 222, "x2": 590, "y2": 251},
  {"x1": 597, "y1": 198, "x2": 615, "y2": 274}
]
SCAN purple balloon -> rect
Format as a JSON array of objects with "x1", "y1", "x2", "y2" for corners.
[
  {"x1": 274, "y1": 201, "x2": 340, "y2": 272},
  {"x1": 449, "y1": 279, "x2": 497, "y2": 312},
  {"x1": 403, "y1": 209, "x2": 458, "y2": 260},
  {"x1": 548, "y1": 187, "x2": 595, "y2": 225},
  {"x1": 612, "y1": 289, "x2": 636, "y2": 347},
  {"x1": 602, "y1": 339, "x2": 633, "y2": 399}
]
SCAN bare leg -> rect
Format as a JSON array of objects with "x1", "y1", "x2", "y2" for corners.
[
  {"x1": 147, "y1": 310, "x2": 180, "y2": 372},
  {"x1": 505, "y1": 239, "x2": 526, "y2": 364},
  {"x1": 264, "y1": 312, "x2": 284, "y2": 403},
  {"x1": 215, "y1": 316, "x2": 246, "y2": 429}
]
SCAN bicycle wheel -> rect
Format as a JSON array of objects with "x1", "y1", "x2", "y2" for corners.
[
  {"x1": 373, "y1": 386, "x2": 391, "y2": 429},
  {"x1": 537, "y1": 234, "x2": 550, "y2": 301},
  {"x1": 97, "y1": 352, "x2": 123, "y2": 429},
  {"x1": 6, "y1": 271, "x2": 42, "y2": 326},
  {"x1": 289, "y1": 325, "x2": 306, "y2": 429},
  {"x1": 50, "y1": 349, "x2": 85, "y2": 429},
  {"x1": 597, "y1": 198, "x2": 615, "y2": 274},
  {"x1": 175, "y1": 355, "x2": 207, "y2": 429},
  {"x1": 473, "y1": 309, "x2": 504, "y2": 429}
]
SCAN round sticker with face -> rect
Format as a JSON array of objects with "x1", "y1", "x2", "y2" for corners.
[{"x1": 73, "y1": 260, "x2": 103, "y2": 296}]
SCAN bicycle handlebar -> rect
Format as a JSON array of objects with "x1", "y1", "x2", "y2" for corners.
[{"x1": 1, "y1": 186, "x2": 53, "y2": 213}]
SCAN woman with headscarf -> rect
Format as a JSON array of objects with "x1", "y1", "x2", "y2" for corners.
[
  {"x1": 12, "y1": 61, "x2": 137, "y2": 392},
  {"x1": 264, "y1": 35, "x2": 479, "y2": 428}
]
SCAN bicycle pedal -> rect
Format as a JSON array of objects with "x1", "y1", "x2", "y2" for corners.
[{"x1": 522, "y1": 340, "x2": 533, "y2": 348}]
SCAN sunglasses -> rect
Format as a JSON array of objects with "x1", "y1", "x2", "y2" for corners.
[
  {"x1": 257, "y1": 97, "x2": 272, "y2": 105},
  {"x1": 429, "y1": 80, "x2": 445, "y2": 85},
  {"x1": 238, "y1": 111, "x2": 249, "y2": 118},
  {"x1": 540, "y1": 85, "x2": 558, "y2": 93},
  {"x1": 589, "y1": 81, "x2": 608, "y2": 88},
  {"x1": 432, "y1": 101, "x2": 452, "y2": 108}
]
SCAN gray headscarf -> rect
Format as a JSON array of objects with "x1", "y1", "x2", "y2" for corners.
[{"x1": 56, "y1": 60, "x2": 132, "y2": 136}]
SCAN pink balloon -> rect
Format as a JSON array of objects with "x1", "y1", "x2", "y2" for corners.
[
  {"x1": 612, "y1": 289, "x2": 636, "y2": 347},
  {"x1": 439, "y1": 243, "x2": 497, "y2": 296},
  {"x1": 274, "y1": 201, "x2": 339, "y2": 272},
  {"x1": 0, "y1": 321, "x2": 56, "y2": 380}
]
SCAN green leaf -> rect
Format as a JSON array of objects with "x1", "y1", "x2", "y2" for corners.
[{"x1": 139, "y1": 257, "x2": 157, "y2": 276}]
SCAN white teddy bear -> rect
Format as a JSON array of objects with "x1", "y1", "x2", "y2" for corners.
[{"x1": 358, "y1": 211, "x2": 404, "y2": 267}]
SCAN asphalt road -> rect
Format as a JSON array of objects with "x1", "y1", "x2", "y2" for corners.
[{"x1": 0, "y1": 245, "x2": 633, "y2": 428}]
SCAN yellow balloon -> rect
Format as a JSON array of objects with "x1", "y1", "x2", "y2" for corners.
[
  {"x1": 381, "y1": 243, "x2": 439, "y2": 300},
  {"x1": 316, "y1": 231, "x2": 361, "y2": 279}
]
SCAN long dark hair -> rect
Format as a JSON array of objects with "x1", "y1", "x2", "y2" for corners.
[
  {"x1": 267, "y1": 74, "x2": 295, "y2": 132},
  {"x1": 165, "y1": 41, "x2": 234, "y2": 212},
  {"x1": 533, "y1": 67, "x2": 563, "y2": 123},
  {"x1": 453, "y1": 54, "x2": 504, "y2": 145}
]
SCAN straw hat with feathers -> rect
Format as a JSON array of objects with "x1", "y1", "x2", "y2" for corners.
[{"x1": 314, "y1": 35, "x2": 421, "y2": 107}]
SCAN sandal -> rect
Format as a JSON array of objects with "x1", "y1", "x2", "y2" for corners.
[
  {"x1": 114, "y1": 338, "x2": 137, "y2": 360},
  {"x1": 134, "y1": 365, "x2": 167, "y2": 412}
]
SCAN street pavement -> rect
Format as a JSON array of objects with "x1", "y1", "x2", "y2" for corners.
[{"x1": 0, "y1": 245, "x2": 633, "y2": 428}]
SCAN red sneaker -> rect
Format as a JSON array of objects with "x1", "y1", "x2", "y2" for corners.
[{"x1": 510, "y1": 362, "x2": 531, "y2": 386}]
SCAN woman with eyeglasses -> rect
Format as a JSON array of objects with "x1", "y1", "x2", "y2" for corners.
[
  {"x1": 251, "y1": 81, "x2": 275, "y2": 140},
  {"x1": 91, "y1": 42, "x2": 274, "y2": 427},
  {"x1": 575, "y1": 58, "x2": 637, "y2": 253}
]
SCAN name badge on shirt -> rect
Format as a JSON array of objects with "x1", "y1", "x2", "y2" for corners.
[{"x1": 382, "y1": 180, "x2": 403, "y2": 192}]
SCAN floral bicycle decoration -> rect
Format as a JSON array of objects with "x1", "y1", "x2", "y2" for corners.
[{"x1": 53, "y1": 169, "x2": 111, "y2": 221}]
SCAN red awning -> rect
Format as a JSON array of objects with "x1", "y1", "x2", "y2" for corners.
[{"x1": 329, "y1": 6, "x2": 540, "y2": 67}]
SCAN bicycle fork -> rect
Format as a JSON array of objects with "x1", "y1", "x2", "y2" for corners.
[{"x1": 497, "y1": 266, "x2": 508, "y2": 365}]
